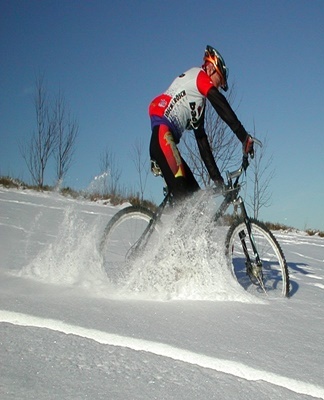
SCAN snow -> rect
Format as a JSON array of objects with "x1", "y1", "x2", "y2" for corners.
[{"x1": 0, "y1": 187, "x2": 323, "y2": 400}]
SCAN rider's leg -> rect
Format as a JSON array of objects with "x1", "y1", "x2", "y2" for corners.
[{"x1": 150, "y1": 124, "x2": 200, "y2": 199}]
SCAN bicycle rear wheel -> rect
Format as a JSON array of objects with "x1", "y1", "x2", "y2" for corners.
[
  {"x1": 226, "y1": 219, "x2": 289, "y2": 298},
  {"x1": 100, "y1": 206, "x2": 155, "y2": 282}
]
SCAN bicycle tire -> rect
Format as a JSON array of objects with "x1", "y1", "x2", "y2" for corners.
[
  {"x1": 100, "y1": 206, "x2": 155, "y2": 282},
  {"x1": 225, "y1": 218, "x2": 290, "y2": 298}
]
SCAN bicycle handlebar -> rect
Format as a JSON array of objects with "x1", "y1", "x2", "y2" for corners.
[{"x1": 226, "y1": 136, "x2": 263, "y2": 187}]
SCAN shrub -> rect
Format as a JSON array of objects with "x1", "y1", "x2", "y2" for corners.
[{"x1": 0, "y1": 176, "x2": 24, "y2": 189}]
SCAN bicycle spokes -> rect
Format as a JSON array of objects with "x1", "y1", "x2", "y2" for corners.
[{"x1": 227, "y1": 220, "x2": 289, "y2": 298}]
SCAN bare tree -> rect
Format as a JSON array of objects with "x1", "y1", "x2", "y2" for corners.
[
  {"x1": 99, "y1": 147, "x2": 122, "y2": 196},
  {"x1": 180, "y1": 84, "x2": 240, "y2": 186},
  {"x1": 53, "y1": 91, "x2": 78, "y2": 185},
  {"x1": 131, "y1": 138, "x2": 149, "y2": 200},
  {"x1": 247, "y1": 132, "x2": 275, "y2": 219},
  {"x1": 20, "y1": 74, "x2": 56, "y2": 188}
]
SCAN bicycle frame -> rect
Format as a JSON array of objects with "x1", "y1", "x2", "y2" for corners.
[
  {"x1": 143, "y1": 153, "x2": 263, "y2": 275},
  {"x1": 154, "y1": 155, "x2": 251, "y2": 227},
  {"x1": 154, "y1": 154, "x2": 265, "y2": 280},
  {"x1": 214, "y1": 156, "x2": 263, "y2": 273}
]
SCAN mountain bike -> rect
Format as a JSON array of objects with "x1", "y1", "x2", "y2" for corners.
[{"x1": 100, "y1": 143, "x2": 290, "y2": 298}]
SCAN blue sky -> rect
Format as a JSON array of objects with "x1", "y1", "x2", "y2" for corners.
[{"x1": 1, "y1": 0, "x2": 323, "y2": 230}]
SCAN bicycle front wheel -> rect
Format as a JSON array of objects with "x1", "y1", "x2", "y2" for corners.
[
  {"x1": 100, "y1": 206, "x2": 155, "y2": 282},
  {"x1": 226, "y1": 219, "x2": 289, "y2": 298}
]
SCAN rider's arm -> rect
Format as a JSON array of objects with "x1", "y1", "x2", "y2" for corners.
[
  {"x1": 194, "y1": 120, "x2": 223, "y2": 183},
  {"x1": 206, "y1": 86, "x2": 248, "y2": 143}
]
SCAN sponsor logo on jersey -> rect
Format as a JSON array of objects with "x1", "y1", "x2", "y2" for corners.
[
  {"x1": 158, "y1": 98, "x2": 168, "y2": 108},
  {"x1": 189, "y1": 102, "x2": 203, "y2": 127},
  {"x1": 165, "y1": 90, "x2": 186, "y2": 118}
]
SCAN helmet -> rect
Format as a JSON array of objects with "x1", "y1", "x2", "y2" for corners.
[{"x1": 203, "y1": 45, "x2": 229, "y2": 91}]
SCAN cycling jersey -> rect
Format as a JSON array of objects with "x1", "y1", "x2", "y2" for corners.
[
  {"x1": 148, "y1": 65, "x2": 249, "y2": 198},
  {"x1": 149, "y1": 67, "x2": 212, "y2": 141},
  {"x1": 149, "y1": 67, "x2": 248, "y2": 144}
]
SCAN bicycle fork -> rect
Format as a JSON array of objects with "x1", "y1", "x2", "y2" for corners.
[{"x1": 234, "y1": 197, "x2": 265, "y2": 291}]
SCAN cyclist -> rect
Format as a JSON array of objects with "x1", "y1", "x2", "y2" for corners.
[{"x1": 149, "y1": 45, "x2": 254, "y2": 199}]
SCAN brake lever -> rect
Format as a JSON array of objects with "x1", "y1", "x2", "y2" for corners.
[{"x1": 251, "y1": 136, "x2": 263, "y2": 147}]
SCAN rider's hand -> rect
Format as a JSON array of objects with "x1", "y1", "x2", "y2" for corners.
[{"x1": 243, "y1": 135, "x2": 254, "y2": 158}]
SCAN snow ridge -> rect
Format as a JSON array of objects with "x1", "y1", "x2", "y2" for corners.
[{"x1": 1, "y1": 310, "x2": 323, "y2": 400}]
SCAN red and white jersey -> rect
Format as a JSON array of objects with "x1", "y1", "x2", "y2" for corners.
[{"x1": 149, "y1": 67, "x2": 215, "y2": 139}]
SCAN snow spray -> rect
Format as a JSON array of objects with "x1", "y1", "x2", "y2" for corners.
[
  {"x1": 120, "y1": 191, "x2": 255, "y2": 302},
  {"x1": 20, "y1": 205, "x2": 107, "y2": 288}
]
